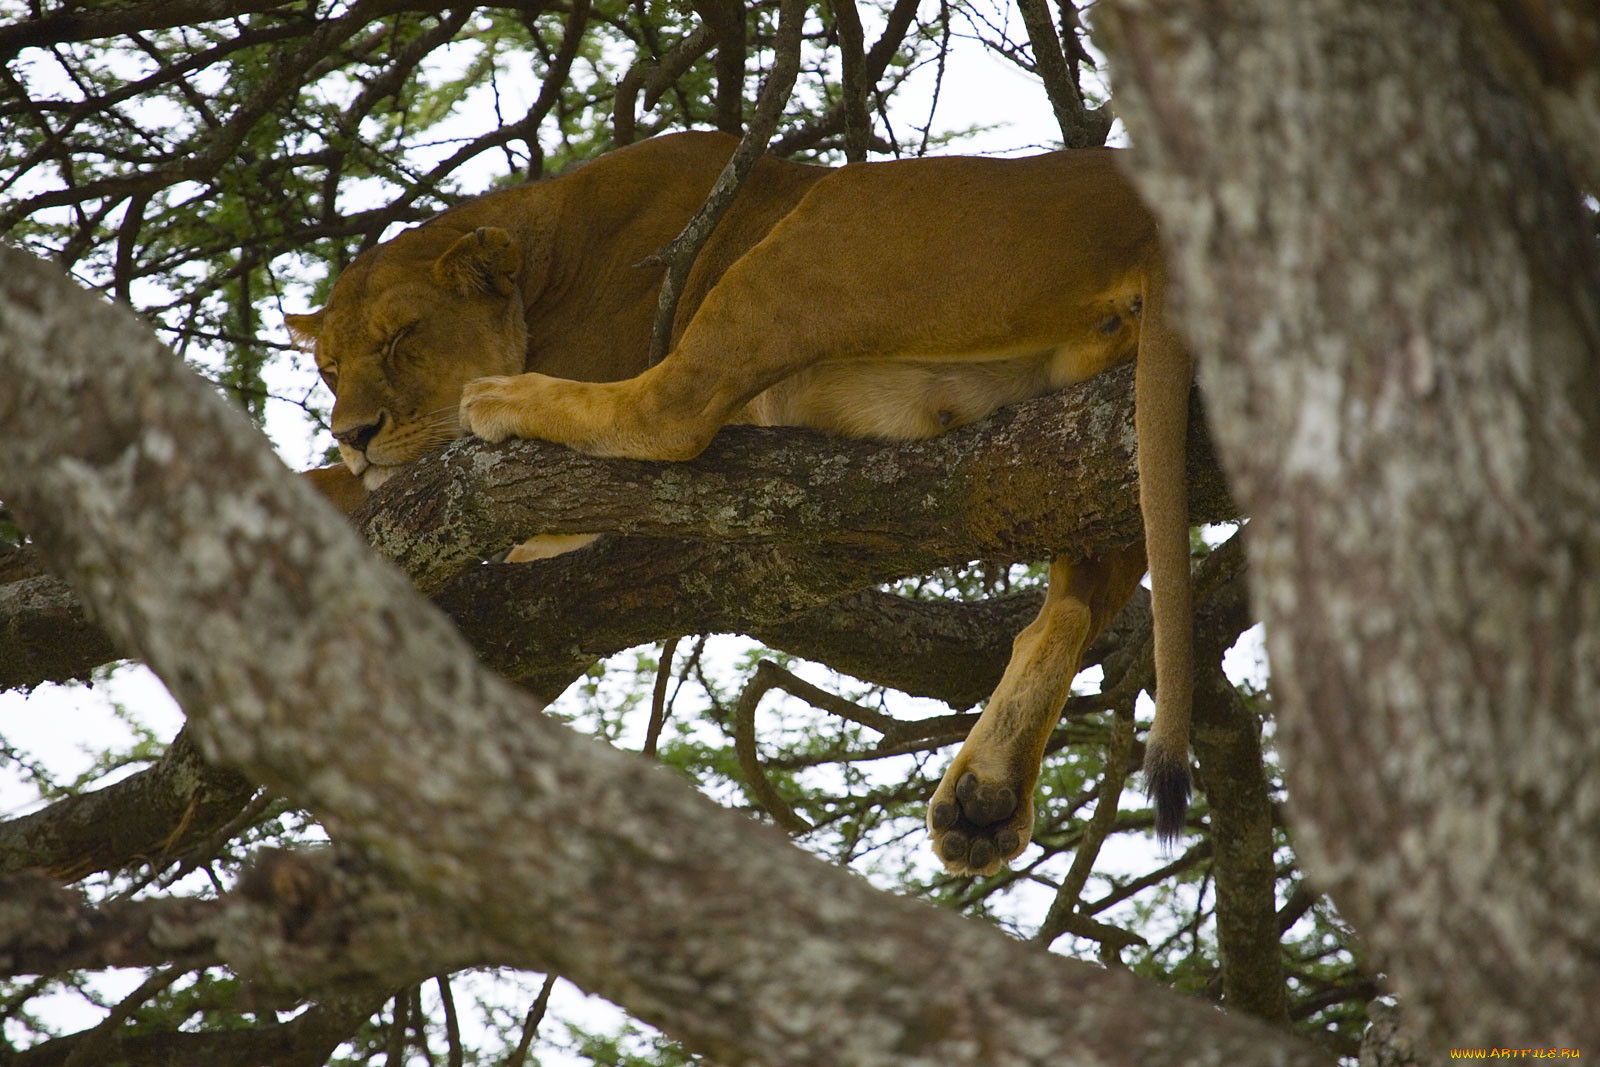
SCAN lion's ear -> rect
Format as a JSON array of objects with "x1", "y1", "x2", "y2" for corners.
[
  {"x1": 435, "y1": 226, "x2": 521, "y2": 297},
  {"x1": 284, "y1": 309, "x2": 325, "y2": 345}
]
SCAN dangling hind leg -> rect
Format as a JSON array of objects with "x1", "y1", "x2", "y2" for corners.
[{"x1": 928, "y1": 544, "x2": 1148, "y2": 875}]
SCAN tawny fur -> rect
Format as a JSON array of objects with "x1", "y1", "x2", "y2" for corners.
[{"x1": 290, "y1": 131, "x2": 1195, "y2": 875}]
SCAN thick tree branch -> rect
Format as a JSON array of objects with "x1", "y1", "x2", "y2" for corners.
[
  {"x1": 0, "y1": 577, "x2": 1046, "y2": 885},
  {"x1": 0, "y1": 0, "x2": 290, "y2": 61},
  {"x1": 358, "y1": 366, "x2": 1228, "y2": 592},
  {"x1": 0, "y1": 874, "x2": 217, "y2": 975},
  {"x1": 0, "y1": 244, "x2": 1325, "y2": 1067},
  {"x1": 0, "y1": 728, "x2": 254, "y2": 880},
  {"x1": 1, "y1": 365, "x2": 1234, "y2": 695},
  {"x1": 0, "y1": 560, "x2": 118, "y2": 690}
]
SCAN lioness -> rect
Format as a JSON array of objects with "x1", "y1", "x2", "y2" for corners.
[{"x1": 288, "y1": 131, "x2": 1193, "y2": 876}]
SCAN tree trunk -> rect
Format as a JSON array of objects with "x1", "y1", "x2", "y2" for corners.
[{"x1": 1099, "y1": 0, "x2": 1600, "y2": 1051}]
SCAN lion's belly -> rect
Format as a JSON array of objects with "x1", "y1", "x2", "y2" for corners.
[{"x1": 738, "y1": 335, "x2": 1136, "y2": 440}]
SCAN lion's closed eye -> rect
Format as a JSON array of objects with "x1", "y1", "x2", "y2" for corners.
[{"x1": 383, "y1": 323, "x2": 418, "y2": 363}]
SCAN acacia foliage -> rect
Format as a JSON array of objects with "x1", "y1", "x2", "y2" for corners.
[{"x1": 0, "y1": 1, "x2": 1366, "y2": 1063}]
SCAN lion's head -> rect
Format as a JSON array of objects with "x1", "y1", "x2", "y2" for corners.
[{"x1": 287, "y1": 224, "x2": 528, "y2": 489}]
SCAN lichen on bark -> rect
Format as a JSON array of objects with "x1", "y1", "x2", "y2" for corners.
[{"x1": 1101, "y1": 0, "x2": 1600, "y2": 1049}]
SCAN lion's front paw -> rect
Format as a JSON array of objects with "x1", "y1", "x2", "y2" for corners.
[
  {"x1": 928, "y1": 763, "x2": 1034, "y2": 876},
  {"x1": 459, "y1": 374, "x2": 543, "y2": 443}
]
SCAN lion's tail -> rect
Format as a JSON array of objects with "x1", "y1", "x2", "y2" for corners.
[{"x1": 1133, "y1": 257, "x2": 1195, "y2": 846}]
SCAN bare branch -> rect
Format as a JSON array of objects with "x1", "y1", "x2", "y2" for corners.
[
  {"x1": 693, "y1": 0, "x2": 747, "y2": 135},
  {"x1": 1034, "y1": 704, "x2": 1137, "y2": 949},
  {"x1": 613, "y1": 23, "x2": 715, "y2": 145},
  {"x1": 641, "y1": 636, "x2": 680, "y2": 757},
  {"x1": 1015, "y1": 0, "x2": 1111, "y2": 147},
  {"x1": 831, "y1": 0, "x2": 871, "y2": 161},
  {"x1": 769, "y1": 0, "x2": 921, "y2": 156},
  {"x1": 734, "y1": 662, "x2": 820, "y2": 832},
  {"x1": 0, "y1": 728, "x2": 255, "y2": 882},
  {"x1": 0, "y1": 0, "x2": 290, "y2": 61},
  {"x1": 0, "y1": 0, "x2": 412, "y2": 232},
  {"x1": 516, "y1": 0, "x2": 592, "y2": 173},
  {"x1": 642, "y1": 0, "x2": 808, "y2": 365},
  {"x1": 507, "y1": 973, "x2": 558, "y2": 1067}
]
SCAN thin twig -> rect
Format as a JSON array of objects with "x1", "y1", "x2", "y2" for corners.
[
  {"x1": 642, "y1": 0, "x2": 807, "y2": 366},
  {"x1": 613, "y1": 23, "x2": 715, "y2": 145},
  {"x1": 438, "y1": 974, "x2": 464, "y2": 1067},
  {"x1": 61, "y1": 965, "x2": 186, "y2": 1067},
  {"x1": 643, "y1": 635, "x2": 681, "y2": 757},
  {"x1": 1033, "y1": 703, "x2": 1138, "y2": 949},
  {"x1": 915, "y1": 0, "x2": 951, "y2": 157},
  {"x1": 505, "y1": 973, "x2": 559, "y2": 1067},
  {"x1": 1083, "y1": 840, "x2": 1213, "y2": 916}
]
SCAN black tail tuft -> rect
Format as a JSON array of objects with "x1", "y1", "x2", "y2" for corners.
[{"x1": 1144, "y1": 746, "x2": 1192, "y2": 849}]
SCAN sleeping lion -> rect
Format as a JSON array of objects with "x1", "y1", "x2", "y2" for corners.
[{"x1": 289, "y1": 130, "x2": 1194, "y2": 876}]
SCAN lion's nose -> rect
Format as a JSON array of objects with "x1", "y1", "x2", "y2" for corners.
[{"x1": 334, "y1": 413, "x2": 385, "y2": 453}]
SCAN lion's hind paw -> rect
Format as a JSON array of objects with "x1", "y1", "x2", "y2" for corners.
[{"x1": 928, "y1": 770, "x2": 1030, "y2": 876}]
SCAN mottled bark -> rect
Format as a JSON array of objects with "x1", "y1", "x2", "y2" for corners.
[
  {"x1": 0, "y1": 873, "x2": 221, "y2": 974},
  {"x1": 1100, "y1": 0, "x2": 1600, "y2": 1050},
  {"x1": 0, "y1": 564, "x2": 118, "y2": 689},
  {"x1": 1182, "y1": 536, "x2": 1288, "y2": 1024},
  {"x1": 0, "y1": 727, "x2": 253, "y2": 879},
  {"x1": 2, "y1": 366, "x2": 1233, "y2": 694},
  {"x1": 1453, "y1": 0, "x2": 1600, "y2": 191},
  {"x1": 0, "y1": 244, "x2": 1328, "y2": 1065},
  {"x1": 1358, "y1": 1001, "x2": 1427, "y2": 1067},
  {"x1": 1191, "y1": 668, "x2": 1285, "y2": 1024}
]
